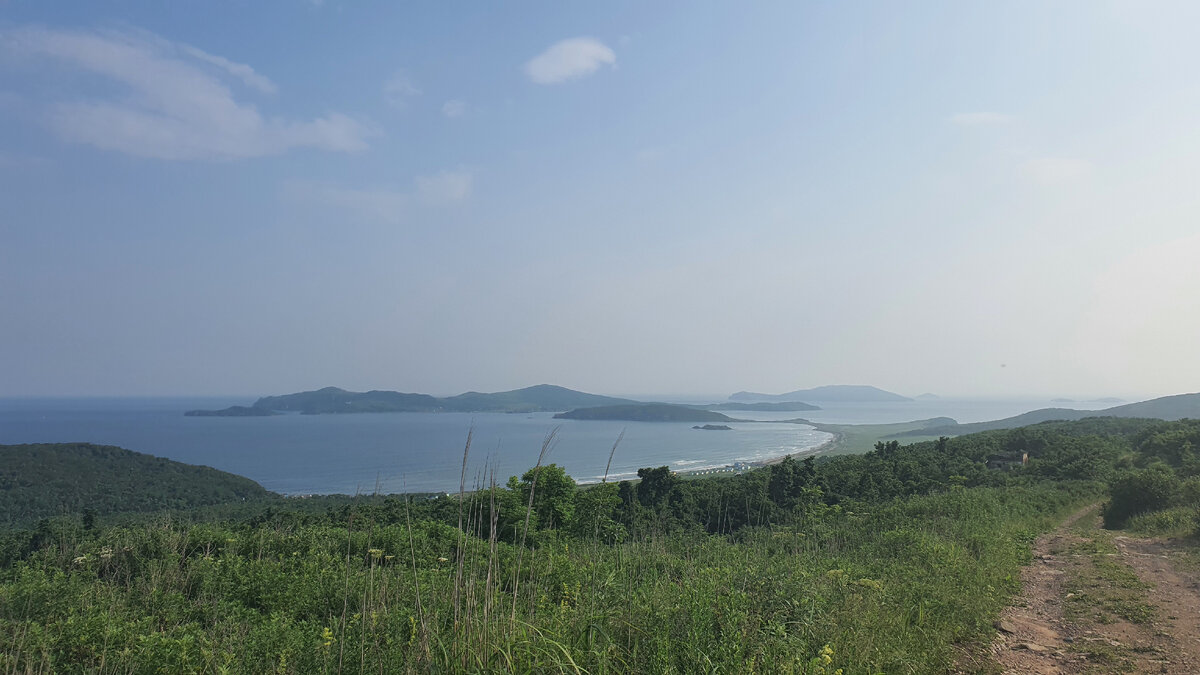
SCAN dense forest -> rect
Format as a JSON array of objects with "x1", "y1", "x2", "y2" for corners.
[
  {"x1": 0, "y1": 443, "x2": 276, "y2": 528},
  {"x1": 2, "y1": 418, "x2": 1199, "y2": 673}
]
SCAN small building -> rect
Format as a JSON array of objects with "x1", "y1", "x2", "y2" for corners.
[{"x1": 986, "y1": 451, "x2": 1029, "y2": 470}]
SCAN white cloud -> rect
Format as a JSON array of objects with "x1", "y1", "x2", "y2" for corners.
[
  {"x1": 416, "y1": 170, "x2": 472, "y2": 203},
  {"x1": 383, "y1": 72, "x2": 421, "y2": 109},
  {"x1": 294, "y1": 170, "x2": 473, "y2": 224},
  {"x1": 1023, "y1": 157, "x2": 1094, "y2": 184},
  {"x1": 525, "y1": 37, "x2": 615, "y2": 85},
  {"x1": 949, "y1": 112, "x2": 1013, "y2": 126},
  {"x1": 0, "y1": 26, "x2": 374, "y2": 160},
  {"x1": 441, "y1": 99, "x2": 466, "y2": 118},
  {"x1": 178, "y1": 44, "x2": 278, "y2": 94}
]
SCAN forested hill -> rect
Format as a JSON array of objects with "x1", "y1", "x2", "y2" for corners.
[
  {"x1": 187, "y1": 384, "x2": 638, "y2": 415},
  {"x1": 0, "y1": 443, "x2": 276, "y2": 527},
  {"x1": 899, "y1": 391, "x2": 1200, "y2": 437}
]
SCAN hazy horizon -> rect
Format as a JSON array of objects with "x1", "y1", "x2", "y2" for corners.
[
  {"x1": 4, "y1": 2, "x2": 1199, "y2": 400},
  {"x1": 0, "y1": 383, "x2": 1176, "y2": 404}
]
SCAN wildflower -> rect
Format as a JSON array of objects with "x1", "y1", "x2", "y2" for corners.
[
  {"x1": 368, "y1": 548, "x2": 383, "y2": 559},
  {"x1": 72, "y1": 555, "x2": 89, "y2": 565},
  {"x1": 819, "y1": 644, "x2": 834, "y2": 666},
  {"x1": 320, "y1": 626, "x2": 335, "y2": 648},
  {"x1": 437, "y1": 556, "x2": 448, "y2": 563},
  {"x1": 99, "y1": 546, "x2": 113, "y2": 560}
]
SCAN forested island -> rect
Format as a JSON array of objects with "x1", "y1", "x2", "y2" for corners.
[
  {"x1": 186, "y1": 384, "x2": 638, "y2": 416},
  {"x1": 4, "y1": 417, "x2": 1200, "y2": 672}
]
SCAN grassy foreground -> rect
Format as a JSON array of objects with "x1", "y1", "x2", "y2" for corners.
[
  {"x1": 9, "y1": 415, "x2": 1197, "y2": 673},
  {"x1": 0, "y1": 483, "x2": 1093, "y2": 674}
]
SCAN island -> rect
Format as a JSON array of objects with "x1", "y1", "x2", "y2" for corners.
[
  {"x1": 692, "y1": 424, "x2": 733, "y2": 430},
  {"x1": 553, "y1": 404, "x2": 738, "y2": 423},
  {"x1": 729, "y1": 384, "x2": 912, "y2": 403},
  {"x1": 699, "y1": 401, "x2": 820, "y2": 412},
  {"x1": 186, "y1": 384, "x2": 639, "y2": 416}
]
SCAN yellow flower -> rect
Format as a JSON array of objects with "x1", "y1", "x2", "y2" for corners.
[{"x1": 320, "y1": 627, "x2": 335, "y2": 648}]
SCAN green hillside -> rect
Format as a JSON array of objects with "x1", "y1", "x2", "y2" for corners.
[
  {"x1": 10, "y1": 417, "x2": 1196, "y2": 672},
  {"x1": 898, "y1": 391, "x2": 1200, "y2": 437},
  {"x1": 0, "y1": 443, "x2": 276, "y2": 526}
]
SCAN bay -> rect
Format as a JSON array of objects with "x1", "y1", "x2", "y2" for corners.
[{"x1": 0, "y1": 396, "x2": 1116, "y2": 495}]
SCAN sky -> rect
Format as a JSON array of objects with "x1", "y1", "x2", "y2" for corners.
[{"x1": 2, "y1": 1, "x2": 1200, "y2": 400}]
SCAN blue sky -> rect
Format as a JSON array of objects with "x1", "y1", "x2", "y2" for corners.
[{"x1": 3, "y1": 1, "x2": 1200, "y2": 399}]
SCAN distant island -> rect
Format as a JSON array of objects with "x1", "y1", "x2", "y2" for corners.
[
  {"x1": 699, "y1": 401, "x2": 820, "y2": 412},
  {"x1": 554, "y1": 404, "x2": 737, "y2": 423},
  {"x1": 693, "y1": 424, "x2": 733, "y2": 431},
  {"x1": 730, "y1": 385, "x2": 911, "y2": 403},
  {"x1": 187, "y1": 384, "x2": 638, "y2": 416}
]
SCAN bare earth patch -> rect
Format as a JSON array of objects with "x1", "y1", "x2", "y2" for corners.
[{"x1": 980, "y1": 504, "x2": 1200, "y2": 674}]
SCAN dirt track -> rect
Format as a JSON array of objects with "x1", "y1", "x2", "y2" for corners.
[{"x1": 987, "y1": 505, "x2": 1200, "y2": 674}]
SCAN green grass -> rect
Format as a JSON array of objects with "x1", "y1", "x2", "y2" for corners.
[
  {"x1": 1123, "y1": 507, "x2": 1198, "y2": 538},
  {"x1": 1064, "y1": 526, "x2": 1155, "y2": 626},
  {"x1": 801, "y1": 421, "x2": 947, "y2": 456},
  {"x1": 0, "y1": 484, "x2": 1090, "y2": 674}
]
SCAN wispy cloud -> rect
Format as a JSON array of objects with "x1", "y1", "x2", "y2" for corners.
[
  {"x1": 0, "y1": 26, "x2": 374, "y2": 160},
  {"x1": 949, "y1": 112, "x2": 1013, "y2": 127},
  {"x1": 1023, "y1": 157, "x2": 1094, "y2": 185},
  {"x1": 292, "y1": 170, "x2": 473, "y2": 224},
  {"x1": 178, "y1": 44, "x2": 278, "y2": 94},
  {"x1": 383, "y1": 71, "x2": 421, "y2": 110},
  {"x1": 416, "y1": 170, "x2": 473, "y2": 203},
  {"x1": 441, "y1": 99, "x2": 466, "y2": 118},
  {"x1": 525, "y1": 37, "x2": 615, "y2": 85}
]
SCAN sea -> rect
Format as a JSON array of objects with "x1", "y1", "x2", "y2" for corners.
[{"x1": 0, "y1": 396, "x2": 1117, "y2": 495}]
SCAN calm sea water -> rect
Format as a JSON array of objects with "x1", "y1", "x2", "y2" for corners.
[{"x1": 0, "y1": 396, "x2": 1114, "y2": 495}]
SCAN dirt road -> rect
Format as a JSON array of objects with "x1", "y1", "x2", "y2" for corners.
[{"x1": 987, "y1": 505, "x2": 1200, "y2": 674}]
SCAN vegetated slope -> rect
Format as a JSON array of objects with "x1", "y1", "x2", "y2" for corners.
[
  {"x1": 900, "y1": 391, "x2": 1200, "y2": 437},
  {"x1": 729, "y1": 384, "x2": 912, "y2": 403},
  {"x1": 0, "y1": 443, "x2": 276, "y2": 527},
  {"x1": 9, "y1": 416, "x2": 1173, "y2": 673},
  {"x1": 554, "y1": 403, "x2": 736, "y2": 422},
  {"x1": 188, "y1": 384, "x2": 638, "y2": 415}
]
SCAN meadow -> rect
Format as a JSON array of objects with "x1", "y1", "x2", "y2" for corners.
[{"x1": 2, "y1": 417, "x2": 1198, "y2": 673}]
